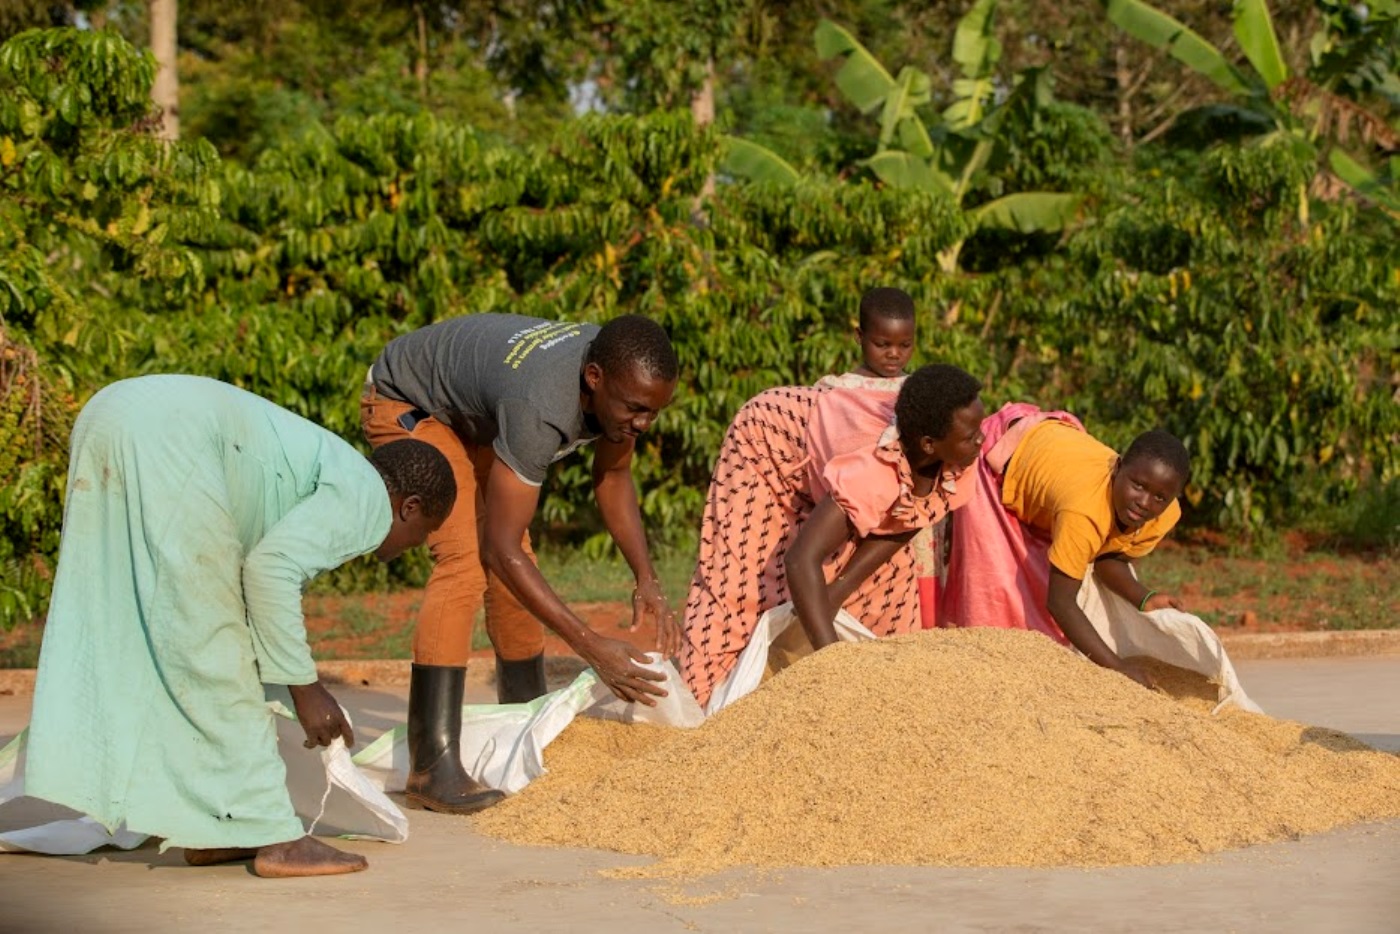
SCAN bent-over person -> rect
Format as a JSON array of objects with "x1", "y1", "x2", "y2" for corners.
[
  {"x1": 362, "y1": 313, "x2": 681, "y2": 814},
  {"x1": 25, "y1": 375, "x2": 453, "y2": 877},
  {"x1": 942, "y1": 402, "x2": 1191, "y2": 688},
  {"x1": 681, "y1": 364, "x2": 986, "y2": 710}
]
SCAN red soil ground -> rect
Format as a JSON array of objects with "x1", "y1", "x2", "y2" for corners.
[{"x1": 304, "y1": 596, "x2": 667, "y2": 661}]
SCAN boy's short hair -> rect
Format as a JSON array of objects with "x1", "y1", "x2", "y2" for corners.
[
  {"x1": 1123, "y1": 429, "x2": 1192, "y2": 483},
  {"x1": 858, "y1": 287, "x2": 916, "y2": 331},
  {"x1": 895, "y1": 363, "x2": 982, "y2": 441},
  {"x1": 587, "y1": 314, "x2": 679, "y2": 382},
  {"x1": 371, "y1": 439, "x2": 457, "y2": 519}
]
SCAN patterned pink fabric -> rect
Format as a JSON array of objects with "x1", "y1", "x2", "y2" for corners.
[
  {"x1": 940, "y1": 402, "x2": 1083, "y2": 642},
  {"x1": 810, "y1": 374, "x2": 949, "y2": 627}
]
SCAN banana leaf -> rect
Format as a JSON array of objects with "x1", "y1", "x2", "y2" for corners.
[
  {"x1": 1233, "y1": 0, "x2": 1288, "y2": 90},
  {"x1": 722, "y1": 137, "x2": 801, "y2": 187},
  {"x1": 946, "y1": 0, "x2": 1001, "y2": 130},
  {"x1": 1329, "y1": 149, "x2": 1400, "y2": 218},
  {"x1": 1103, "y1": 0, "x2": 1251, "y2": 95},
  {"x1": 814, "y1": 19, "x2": 897, "y2": 116},
  {"x1": 1163, "y1": 103, "x2": 1277, "y2": 147},
  {"x1": 867, "y1": 151, "x2": 955, "y2": 194},
  {"x1": 880, "y1": 67, "x2": 935, "y2": 157},
  {"x1": 971, "y1": 191, "x2": 1084, "y2": 233}
]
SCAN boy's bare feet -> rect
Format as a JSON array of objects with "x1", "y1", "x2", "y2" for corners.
[
  {"x1": 185, "y1": 837, "x2": 367, "y2": 876},
  {"x1": 252, "y1": 836, "x2": 368, "y2": 878},
  {"x1": 184, "y1": 847, "x2": 257, "y2": 866}
]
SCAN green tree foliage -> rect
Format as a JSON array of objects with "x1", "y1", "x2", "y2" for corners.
[
  {"x1": 161, "y1": 106, "x2": 969, "y2": 546},
  {"x1": 1006, "y1": 139, "x2": 1399, "y2": 528},
  {"x1": 0, "y1": 27, "x2": 219, "y2": 621},
  {"x1": 0, "y1": 29, "x2": 220, "y2": 326},
  {"x1": 0, "y1": 22, "x2": 1395, "y2": 630},
  {"x1": 1310, "y1": 0, "x2": 1400, "y2": 108},
  {"x1": 739, "y1": 11, "x2": 1089, "y2": 273},
  {"x1": 1104, "y1": 0, "x2": 1399, "y2": 218},
  {"x1": 173, "y1": 0, "x2": 541, "y2": 160}
]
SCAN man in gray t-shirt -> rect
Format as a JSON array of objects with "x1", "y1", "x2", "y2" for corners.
[
  {"x1": 361, "y1": 313, "x2": 680, "y2": 815},
  {"x1": 373, "y1": 315, "x2": 603, "y2": 487}
]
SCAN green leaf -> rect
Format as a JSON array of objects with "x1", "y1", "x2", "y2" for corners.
[
  {"x1": 952, "y1": 0, "x2": 1001, "y2": 78},
  {"x1": 1233, "y1": 0, "x2": 1287, "y2": 90},
  {"x1": 721, "y1": 137, "x2": 801, "y2": 186},
  {"x1": 57, "y1": 87, "x2": 80, "y2": 126},
  {"x1": 895, "y1": 118, "x2": 935, "y2": 160},
  {"x1": 1103, "y1": 0, "x2": 1251, "y2": 95},
  {"x1": 947, "y1": 0, "x2": 1002, "y2": 129},
  {"x1": 879, "y1": 67, "x2": 934, "y2": 156},
  {"x1": 18, "y1": 100, "x2": 41, "y2": 138},
  {"x1": 970, "y1": 192, "x2": 1084, "y2": 233},
  {"x1": 866, "y1": 151, "x2": 952, "y2": 193},
  {"x1": 814, "y1": 20, "x2": 897, "y2": 115},
  {"x1": 954, "y1": 138, "x2": 996, "y2": 201},
  {"x1": 1329, "y1": 149, "x2": 1400, "y2": 217}
]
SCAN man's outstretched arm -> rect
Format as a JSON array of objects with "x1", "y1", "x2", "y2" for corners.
[
  {"x1": 482, "y1": 458, "x2": 668, "y2": 705},
  {"x1": 592, "y1": 435, "x2": 680, "y2": 657}
]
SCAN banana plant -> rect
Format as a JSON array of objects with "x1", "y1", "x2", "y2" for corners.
[
  {"x1": 723, "y1": 0, "x2": 1082, "y2": 273},
  {"x1": 1102, "y1": 0, "x2": 1288, "y2": 137},
  {"x1": 1327, "y1": 149, "x2": 1400, "y2": 221},
  {"x1": 721, "y1": 137, "x2": 801, "y2": 186},
  {"x1": 812, "y1": 2, "x2": 1081, "y2": 273},
  {"x1": 1104, "y1": 0, "x2": 1397, "y2": 223}
]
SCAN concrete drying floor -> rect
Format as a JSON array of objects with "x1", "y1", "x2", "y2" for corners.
[{"x1": 2, "y1": 655, "x2": 1398, "y2": 934}]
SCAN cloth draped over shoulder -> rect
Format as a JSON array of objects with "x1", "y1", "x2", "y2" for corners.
[
  {"x1": 813, "y1": 372, "x2": 941, "y2": 628},
  {"x1": 942, "y1": 401, "x2": 1178, "y2": 642},
  {"x1": 680, "y1": 383, "x2": 974, "y2": 708},
  {"x1": 24, "y1": 375, "x2": 391, "y2": 850},
  {"x1": 808, "y1": 377, "x2": 967, "y2": 537}
]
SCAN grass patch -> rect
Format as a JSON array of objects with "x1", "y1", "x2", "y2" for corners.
[
  {"x1": 1297, "y1": 479, "x2": 1400, "y2": 553},
  {"x1": 337, "y1": 603, "x2": 389, "y2": 638},
  {"x1": 1144, "y1": 542, "x2": 1397, "y2": 631},
  {"x1": 536, "y1": 544, "x2": 695, "y2": 607}
]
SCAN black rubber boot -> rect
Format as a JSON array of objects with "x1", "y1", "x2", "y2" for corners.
[
  {"x1": 495, "y1": 653, "x2": 548, "y2": 704},
  {"x1": 404, "y1": 663, "x2": 505, "y2": 814}
]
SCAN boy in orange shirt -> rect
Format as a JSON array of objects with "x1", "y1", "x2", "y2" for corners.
[{"x1": 943, "y1": 403, "x2": 1190, "y2": 688}]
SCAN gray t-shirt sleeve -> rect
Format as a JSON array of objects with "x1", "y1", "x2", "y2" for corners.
[{"x1": 493, "y1": 398, "x2": 564, "y2": 487}]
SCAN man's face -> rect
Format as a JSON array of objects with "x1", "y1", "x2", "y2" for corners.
[
  {"x1": 1111, "y1": 458, "x2": 1184, "y2": 531},
  {"x1": 583, "y1": 363, "x2": 676, "y2": 444}
]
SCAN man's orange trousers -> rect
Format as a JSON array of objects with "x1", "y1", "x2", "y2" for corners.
[{"x1": 361, "y1": 385, "x2": 545, "y2": 665}]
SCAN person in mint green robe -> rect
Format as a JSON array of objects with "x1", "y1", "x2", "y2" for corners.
[{"x1": 24, "y1": 375, "x2": 452, "y2": 876}]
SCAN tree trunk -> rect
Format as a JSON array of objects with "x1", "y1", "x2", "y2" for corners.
[
  {"x1": 415, "y1": 3, "x2": 429, "y2": 102},
  {"x1": 690, "y1": 58, "x2": 716, "y2": 202},
  {"x1": 1114, "y1": 44, "x2": 1133, "y2": 149},
  {"x1": 148, "y1": 0, "x2": 179, "y2": 141}
]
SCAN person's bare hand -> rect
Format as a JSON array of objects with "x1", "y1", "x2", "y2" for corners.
[
  {"x1": 288, "y1": 681, "x2": 355, "y2": 749},
  {"x1": 631, "y1": 577, "x2": 681, "y2": 658},
  {"x1": 580, "y1": 636, "x2": 669, "y2": 707},
  {"x1": 1143, "y1": 591, "x2": 1184, "y2": 612}
]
